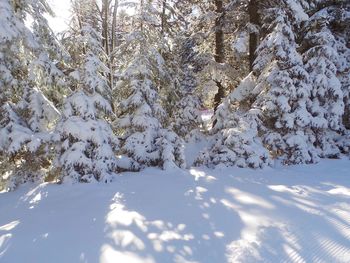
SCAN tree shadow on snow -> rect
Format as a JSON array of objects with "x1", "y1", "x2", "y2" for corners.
[
  {"x1": 203, "y1": 164, "x2": 350, "y2": 263},
  {"x1": 0, "y1": 183, "x2": 117, "y2": 263},
  {"x1": 100, "y1": 168, "x2": 243, "y2": 263}
]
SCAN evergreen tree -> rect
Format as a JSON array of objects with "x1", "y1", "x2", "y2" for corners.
[
  {"x1": 195, "y1": 73, "x2": 271, "y2": 168},
  {"x1": 0, "y1": 0, "x2": 61, "y2": 190},
  {"x1": 327, "y1": 2, "x2": 350, "y2": 152},
  {"x1": 200, "y1": 0, "x2": 318, "y2": 168},
  {"x1": 302, "y1": 7, "x2": 344, "y2": 158},
  {"x1": 54, "y1": 23, "x2": 121, "y2": 183},
  {"x1": 115, "y1": 0, "x2": 185, "y2": 170},
  {"x1": 171, "y1": 70, "x2": 203, "y2": 139},
  {"x1": 253, "y1": 1, "x2": 318, "y2": 164},
  {"x1": 171, "y1": 35, "x2": 203, "y2": 139}
]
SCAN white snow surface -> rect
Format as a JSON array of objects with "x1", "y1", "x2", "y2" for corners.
[{"x1": 1, "y1": 159, "x2": 350, "y2": 263}]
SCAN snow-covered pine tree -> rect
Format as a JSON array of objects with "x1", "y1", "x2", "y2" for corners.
[
  {"x1": 29, "y1": 0, "x2": 68, "y2": 106},
  {"x1": 170, "y1": 35, "x2": 203, "y2": 139},
  {"x1": 0, "y1": 0, "x2": 61, "y2": 190},
  {"x1": 54, "y1": 21, "x2": 121, "y2": 183},
  {"x1": 334, "y1": 10, "x2": 350, "y2": 129},
  {"x1": 176, "y1": 0, "x2": 239, "y2": 118},
  {"x1": 114, "y1": 0, "x2": 185, "y2": 170},
  {"x1": 171, "y1": 69, "x2": 203, "y2": 139},
  {"x1": 250, "y1": 0, "x2": 320, "y2": 165},
  {"x1": 327, "y1": 3, "x2": 350, "y2": 153},
  {"x1": 195, "y1": 73, "x2": 271, "y2": 168},
  {"x1": 302, "y1": 6, "x2": 344, "y2": 158},
  {"x1": 196, "y1": 0, "x2": 315, "y2": 168}
]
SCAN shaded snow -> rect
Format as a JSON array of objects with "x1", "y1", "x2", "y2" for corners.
[{"x1": 1, "y1": 159, "x2": 350, "y2": 262}]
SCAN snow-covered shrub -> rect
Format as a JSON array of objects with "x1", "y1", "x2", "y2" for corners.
[{"x1": 196, "y1": 110, "x2": 270, "y2": 168}]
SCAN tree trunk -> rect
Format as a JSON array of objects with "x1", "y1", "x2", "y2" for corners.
[
  {"x1": 101, "y1": 0, "x2": 114, "y2": 92},
  {"x1": 248, "y1": 0, "x2": 259, "y2": 72},
  {"x1": 111, "y1": 0, "x2": 119, "y2": 51},
  {"x1": 214, "y1": 0, "x2": 225, "y2": 64},
  {"x1": 72, "y1": 0, "x2": 86, "y2": 55},
  {"x1": 140, "y1": 0, "x2": 144, "y2": 32},
  {"x1": 109, "y1": 0, "x2": 119, "y2": 95},
  {"x1": 161, "y1": 0, "x2": 167, "y2": 36},
  {"x1": 213, "y1": 0, "x2": 225, "y2": 127},
  {"x1": 102, "y1": 0, "x2": 110, "y2": 56}
]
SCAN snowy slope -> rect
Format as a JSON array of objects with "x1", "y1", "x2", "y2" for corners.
[{"x1": 1, "y1": 159, "x2": 350, "y2": 263}]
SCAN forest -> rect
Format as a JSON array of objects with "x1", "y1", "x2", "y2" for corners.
[
  {"x1": 2, "y1": 1, "x2": 350, "y2": 262},
  {"x1": 0, "y1": 0, "x2": 350, "y2": 191}
]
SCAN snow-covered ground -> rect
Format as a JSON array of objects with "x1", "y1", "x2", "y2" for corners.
[{"x1": 1, "y1": 159, "x2": 350, "y2": 263}]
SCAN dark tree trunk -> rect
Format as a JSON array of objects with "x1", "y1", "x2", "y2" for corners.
[
  {"x1": 248, "y1": 0, "x2": 259, "y2": 72},
  {"x1": 140, "y1": 0, "x2": 144, "y2": 31},
  {"x1": 213, "y1": 0, "x2": 225, "y2": 127},
  {"x1": 161, "y1": 0, "x2": 167, "y2": 35},
  {"x1": 214, "y1": 0, "x2": 225, "y2": 64}
]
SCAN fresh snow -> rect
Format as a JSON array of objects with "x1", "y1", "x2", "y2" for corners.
[{"x1": 1, "y1": 159, "x2": 350, "y2": 263}]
